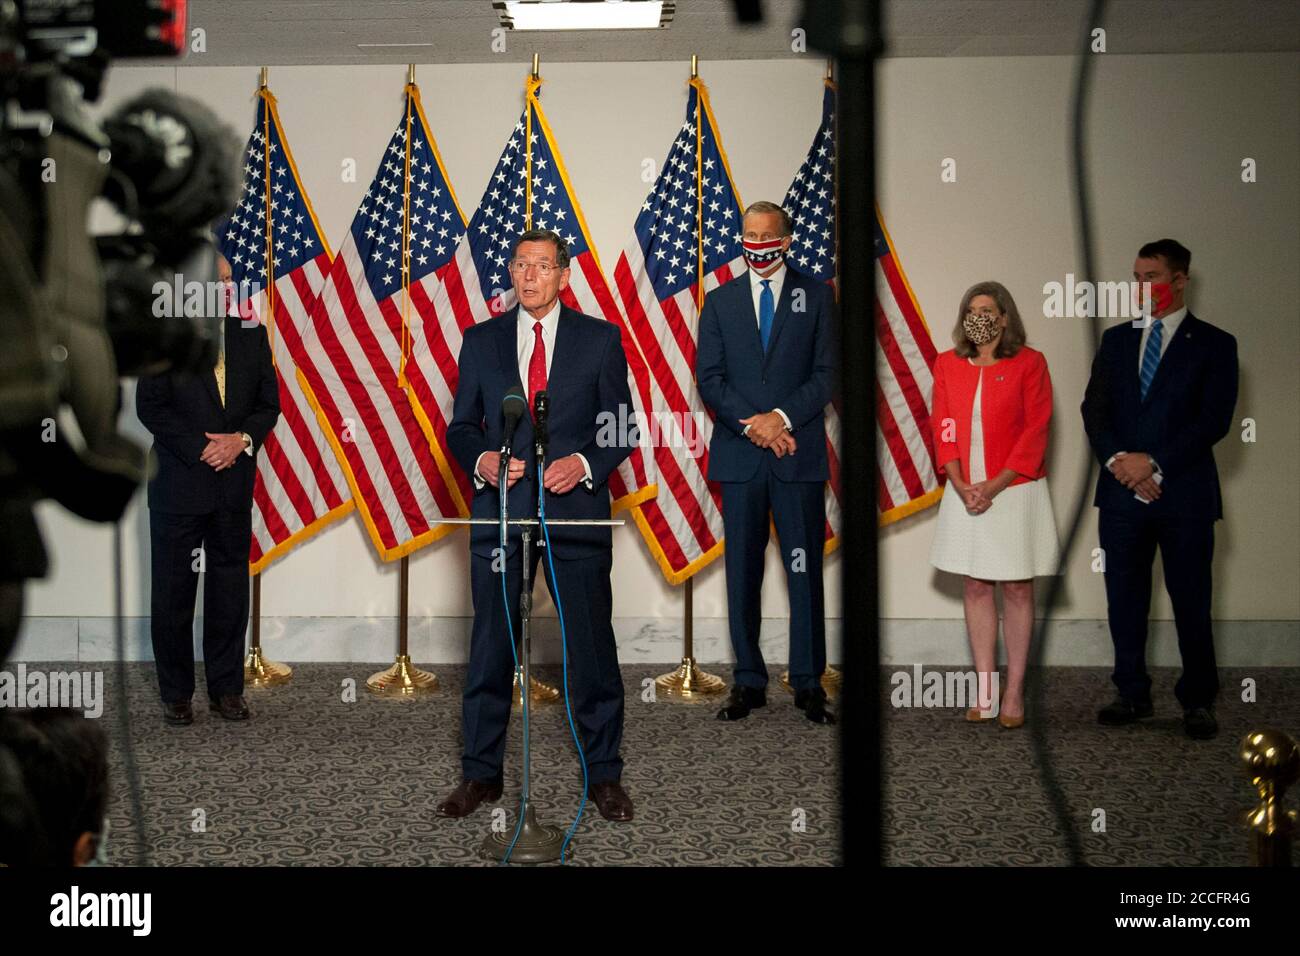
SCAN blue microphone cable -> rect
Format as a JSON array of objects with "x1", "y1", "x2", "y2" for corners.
[
  {"x1": 536, "y1": 459, "x2": 589, "y2": 864},
  {"x1": 497, "y1": 457, "x2": 526, "y2": 865}
]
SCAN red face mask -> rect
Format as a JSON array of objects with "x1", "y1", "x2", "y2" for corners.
[
  {"x1": 743, "y1": 237, "x2": 784, "y2": 272},
  {"x1": 1134, "y1": 281, "x2": 1175, "y2": 317}
]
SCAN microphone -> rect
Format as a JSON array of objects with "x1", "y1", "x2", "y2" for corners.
[
  {"x1": 501, "y1": 384, "x2": 528, "y2": 458},
  {"x1": 500, "y1": 384, "x2": 528, "y2": 486},
  {"x1": 533, "y1": 390, "x2": 549, "y2": 465}
]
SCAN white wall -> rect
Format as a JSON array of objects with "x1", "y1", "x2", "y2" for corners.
[{"x1": 20, "y1": 53, "x2": 1300, "y2": 641}]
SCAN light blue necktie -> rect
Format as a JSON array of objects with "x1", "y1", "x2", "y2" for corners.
[
  {"x1": 759, "y1": 279, "x2": 774, "y2": 353},
  {"x1": 1139, "y1": 318, "x2": 1163, "y2": 400}
]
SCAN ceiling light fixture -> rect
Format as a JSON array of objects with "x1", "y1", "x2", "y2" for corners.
[{"x1": 495, "y1": 1, "x2": 673, "y2": 32}]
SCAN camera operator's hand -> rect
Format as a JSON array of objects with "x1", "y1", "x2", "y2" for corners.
[{"x1": 202, "y1": 432, "x2": 249, "y2": 471}]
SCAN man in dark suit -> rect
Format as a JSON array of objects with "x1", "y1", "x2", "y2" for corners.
[
  {"x1": 135, "y1": 257, "x2": 279, "y2": 726},
  {"x1": 440, "y1": 229, "x2": 636, "y2": 822},
  {"x1": 696, "y1": 201, "x2": 836, "y2": 725},
  {"x1": 1081, "y1": 238, "x2": 1238, "y2": 740}
]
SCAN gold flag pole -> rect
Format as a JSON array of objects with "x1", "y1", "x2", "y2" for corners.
[
  {"x1": 655, "y1": 54, "x2": 725, "y2": 701},
  {"x1": 245, "y1": 64, "x2": 292, "y2": 688},
  {"x1": 781, "y1": 66, "x2": 841, "y2": 699},
  {"x1": 368, "y1": 65, "x2": 437, "y2": 696},
  {"x1": 512, "y1": 53, "x2": 561, "y2": 709},
  {"x1": 367, "y1": 555, "x2": 437, "y2": 695},
  {"x1": 1241, "y1": 729, "x2": 1298, "y2": 866}
]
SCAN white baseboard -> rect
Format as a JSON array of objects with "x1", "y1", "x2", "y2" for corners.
[{"x1": 8, "y1": 616, "x2": 1298, "y2": 667}]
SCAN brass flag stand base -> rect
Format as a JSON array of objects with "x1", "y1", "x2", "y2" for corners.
[
  {"x1": 482, "y1": 801, "x2": 566, "y2": 864},
  {"x1": 245, "y1": 644, "x2": 292, "y2": 687},
  {"x1": 655, "y1": 579, "x2": 726, "y2": 701},
  {"x1": 655, "y1": 656, "x2": 726, "y2": 700},
  {"x1": 367, "y1": 653, "x2": 439, "y2": 696},
  {"x1": 367, "y1": 557, "x2": 438, "y2": 697},
  {"x1": 779, "y1": 666, "x2": 842, "y2": 699},
  {"x1": 245, "y1": 573, "x2": 292, "y2": 686},
  {"x1": 514, "y1": 667, "x2": 561, "y2": 707}
]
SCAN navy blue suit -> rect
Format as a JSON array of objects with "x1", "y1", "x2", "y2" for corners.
[
  {"x1": 696, "y1": 267, "x2": 836, "y2": 692},
  {"x1": 135, "y1": 316, "x2": 280, "y2": 703},
  {"x1": 1081, "y1": 312, "x2": 1238, "y2": 709},
  {"x1": 447, "y1": 303, "x2": 634, "y2": 784}
]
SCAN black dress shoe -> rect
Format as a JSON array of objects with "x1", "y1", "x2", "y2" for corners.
[
  {"x1": 1097, "y1": 697, "x2": 1154, "y2": 726},
  {"x1": 1183, "y1": 706, "x2": 1218, "y2": 740},
  {"x1": 208, "y1": 694, "x2": 251, "y2": 720},
  {"x1": 436, "y1": 777, "x2": 503, "y2": 818},
  {"x1": 162, "y1": 700, "x2": 193, "y2": 726},
  {"x1": 794, "y1": 688, "x2": 837, "y2": 725},
  {"x1": 589, "y1": 781, "x2": 634, "y2": 822},
  {"x1": 716, "y1": 685, "x2": 766, "y2": 721}
]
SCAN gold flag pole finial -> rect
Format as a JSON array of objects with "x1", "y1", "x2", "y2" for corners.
[
  {"x1": 1240, "y1": 729, "x2": 1299, "y2": 866},
  {"x1": 690, "y1": 54, "x2": 698, "y2": 78},
  {"x1": 258, "y1": 67, "x2": 268, "y2": 90},
  {"x1": 826, "y1": 58, "x2": 834, "y2": 81},
  {"x1": 407, "y1": 63, "x2": 415, "y2": 84},
  {"x1": 531, "y1": 52, "x2": 540, "y2": 79}
]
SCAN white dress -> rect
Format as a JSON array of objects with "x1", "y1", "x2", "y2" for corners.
[{"x1": 928, "y1": 362, "x2": 1062, "y2": 580}]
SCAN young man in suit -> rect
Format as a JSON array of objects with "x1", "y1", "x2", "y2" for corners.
[
  {"x1": 1081, "y1": 238, "x2": 1238, "y2": 740},
  {"x1": 135, "y1": 257, "x2": 280, "y2": 726},
  {"x1": 696, "y1": 201, "x2": 837, "y2": 725},
  {"x1": 440, "y1": 229, "x2": 637, "y2": 822}
]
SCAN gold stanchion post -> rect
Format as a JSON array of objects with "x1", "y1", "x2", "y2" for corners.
[
  {"x1": 655, "y1": 577, "x2": 725, "y2": 700},
  {"x1": 779, "y1": 62, "x2": 841, "y2": 701},
  {"x1": 652, "y1": 55, "x2": 730, "y2": 702},
  {"x1": 1240, "y1": 728, "x2": 1298, "y2": 867},
  {"x1": 242, "y1": 64, "x2": 291, "y2": 689},
  {"x1": 245, "y1": 571, "x2": 291, "y2": 686},
  {"x1": 508, "y1": 51, "x2": 561, "y2": 712},
  {"x1": 367, "y1": 556, "x2": 437, "y2": 696}
]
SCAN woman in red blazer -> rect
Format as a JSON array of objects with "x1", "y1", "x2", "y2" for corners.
[{"x1": 928, "y1": 281, "x2": 1061, "y2": 729}]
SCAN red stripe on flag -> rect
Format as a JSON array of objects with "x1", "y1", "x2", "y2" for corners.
[
  {"x1": 252, "y1": 449, "x2": 293, "y2": 544},
  {"x1": 332, "y1": 275, "x2": 436, "y2": 539},
  {"x1": 875, "y1": 378, "x2": 925, "y2": 502},
  {"x1": 880, "y1": 252, "x2": 937, "y2": 365},
  {"x1": 638, "y1": 497, "x2": 691, "y2": 573},
  {"x1": 875, "y1": 300, "x2": 938, "y2": 472},
  {"x1": 260, "y1": 424, "x2": 317, "y2": 527},
  {"x1": 305, "y1": 272, "x2": 405, "y2": 549}
]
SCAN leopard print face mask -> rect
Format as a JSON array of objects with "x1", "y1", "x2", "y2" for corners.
[{"x1": 962, "y1": 311, "x2": 1001, "y2": 345}]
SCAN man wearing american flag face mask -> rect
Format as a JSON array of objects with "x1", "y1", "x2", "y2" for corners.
[{"x1": 695, "y1": 201, "x2": 837, "y2": 726}]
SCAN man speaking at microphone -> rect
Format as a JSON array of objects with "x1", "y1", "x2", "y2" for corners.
[{"x1": 441, "y1": 229, "x2": 636, "y2": 822}]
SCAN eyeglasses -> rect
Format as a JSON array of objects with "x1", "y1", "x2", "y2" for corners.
[{"x1": 509, "y1": 259, "x2": 561, "y2": 277}]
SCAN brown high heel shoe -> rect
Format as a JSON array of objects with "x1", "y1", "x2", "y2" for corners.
[
  {"x1": 998, "y1": 687, "x2": 1025, "y2": 728},
  {"x1": 965, "y1": 674, "x2": 1005, "y2": 722}
]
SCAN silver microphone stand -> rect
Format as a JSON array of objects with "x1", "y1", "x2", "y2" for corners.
[{"x1": 431, "y1": 449, "x2": 622, "y2": 863}]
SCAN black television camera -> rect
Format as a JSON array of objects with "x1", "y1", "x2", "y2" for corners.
[{"x1": 0, "y1": 0, "x2": 242, "y2": 661}]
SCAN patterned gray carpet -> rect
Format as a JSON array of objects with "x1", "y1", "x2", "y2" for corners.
[{"x1": 84, "y1": 663, "x2": 1296, "y2": 866}]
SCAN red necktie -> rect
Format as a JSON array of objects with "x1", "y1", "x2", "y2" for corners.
[{"x1": 527, "y1": 320, "x2": 547, "y2": 417}]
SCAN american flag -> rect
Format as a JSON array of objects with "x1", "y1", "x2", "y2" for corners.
[
  {"x1": 612, "y1": 78, "x2": 741, "y2": 583},
  {"x1": 872, "y1": 207, "x2": 941, "y2": 522},
  {"x1": 297, "y1": 82, "x2": 471, "y2": 560},
  {"x1": 217, "y1": 89, "x2": 353, "y2": 573},
  {"x1": 420, "y1": 75, "x2": 656, "y2": 512},
  {"x1": 782, "y1": 80, "x2": 843, "y2": 547},
  {"x1": 785, "y1": 81, "x2": 940, "y2": 525}
]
